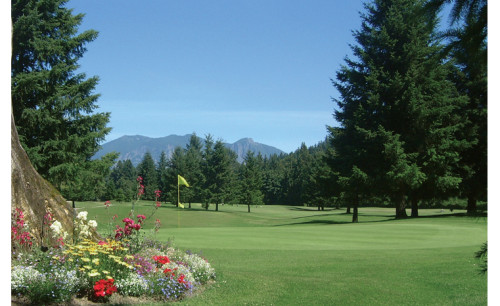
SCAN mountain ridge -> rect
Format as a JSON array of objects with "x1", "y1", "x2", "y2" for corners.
[{"x1": 93, "y1": 134, "x2": 285, "y2": 165}]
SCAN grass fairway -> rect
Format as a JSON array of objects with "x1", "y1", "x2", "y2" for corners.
[{"x1": 78, "y1": 202, "x2": 487, "y2": 305}]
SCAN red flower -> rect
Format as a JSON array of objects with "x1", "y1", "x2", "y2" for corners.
[
  {"x1": 152, "y1": 255, "x2": 170, "y2": 265},
  {"x1": 104, "y1": 200, "x2": 111, "y2": 208},
  {"x1": 163, "y1": 268, "x2": 172, "y2": 274},
  {"x1": 98, "y1": 240, "x2": 108, "y2": 245},
  {"x1": 156, "y1": 201, "x2": 161, "y2": 208},
  {"x1": 94, "y1": 279, "x2": 117, "y2": 298},
  {"x1": 178, "y1": 274, "x2": 187, "y2": 284}
]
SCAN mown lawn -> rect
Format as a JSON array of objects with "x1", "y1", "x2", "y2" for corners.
[{"x1": 78, "y1": 201, "x2": 487, "y2": 305}]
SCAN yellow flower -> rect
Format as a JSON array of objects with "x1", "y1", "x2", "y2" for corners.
[
  {"x1": 81, "y1": 258, "x2": 90, "y2": 262},
  {"x1": 106, "y1": 275, "x2": 113, "y2": 280},
  {"x1": 92, "y1": 258, "x2": 100, "y2": 265},
  {"x1": 78, "y1": 268, "x2": 86, "y2": 272},
  {"x1": 68, "y1": 258, "x2": 74, "y2": 262},
  {"x1": 83, "y1": 265, "x2": 92, "y2": 270},
  {"x1": 89, "y1": 251, "x2": 98, "y2": 255},
  {"x1": 102, "y1": 270, "x2": 110, "y2": 275},
  {"x1": 124, "y1": 255, "x2": 134, "y2": 260},
  {"x1": 88, "y1": 271, "x2": 100, "y2": 277}
]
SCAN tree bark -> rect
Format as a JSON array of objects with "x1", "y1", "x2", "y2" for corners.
[
  {"x1": 395, "y1": 192, "x2": 408, "y2": 219},
  {"x1": 467, "y1": 195, "x2": 477, "y2": 214},
  {"x1": 248, "y1": 204, "x2": 250, "y2": 213},
  {"x1": 352, "y1": 195, "x2": 359, "y2": 223},
  {"x1": 346, "y1": 206, "x2": 351, "y2": 214},
  {"x1": 11, "y1": 113, "x2": 99, "y2": 246},
  {"x1": 216, "y1": 203, "x2": 219, "y2": 211},
  {"x1": 410, "y1": 196, "x2": 419, "y2": 218}
]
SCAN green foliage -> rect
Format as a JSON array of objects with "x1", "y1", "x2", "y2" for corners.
[
  {"x1": 137, "y1": 152, "x2": 159, "y2": 200},
  {"x1": 328, "y1": 0, "x2": 469, "y2": 220},
  {"x1": 11, "y1": 0, "x2": 111, "y2": 194},
  {"x1": 474, "y1": 242, "x2": 487, "y2": 273},
  {"x1": 239, "y1": 151, "x2": 264, "y2": 211}
]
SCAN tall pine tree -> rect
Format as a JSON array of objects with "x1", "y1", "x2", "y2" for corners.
[
  {"x1": 137, "y1": 152, "x2": 158, "y2": 201},
  {"x1": 11, "y1": 0, "x2": 111, "y2": 191},
  {"x1": 328, "y1": 0, "x2": 467, "y2": 219}
]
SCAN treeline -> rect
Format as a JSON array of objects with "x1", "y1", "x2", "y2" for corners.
[
  {"x1": 12, "y1": 0, "x2": 486, "y2": 222},
  {"x1": 103, "y1": 133, "x2": 334, "y2": 211}
]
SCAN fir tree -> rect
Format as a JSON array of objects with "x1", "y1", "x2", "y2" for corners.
[
  {"x1": 329, "y1": 0, "x2": 467, "y2": 219},
  {"x1": 184, "y1": 133, "x2": 204, "y2": 208},
  {"x1": 240, "y1": 151, "x2": 264, "y2": 212},
  {"x1": 11, "y1": 0, "x2": 111, "y2": 190},
  {"x1": 137, "y1": 152, "x2": 158, "y2": 200}
]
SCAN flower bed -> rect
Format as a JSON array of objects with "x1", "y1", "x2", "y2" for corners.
[{"x1": 11, "y1": 202, "x2": 216, "y2": 304}]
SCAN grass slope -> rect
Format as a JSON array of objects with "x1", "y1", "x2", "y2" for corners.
[{"x1": 78, "y1": 202, "x2": 487, "y2": 305}]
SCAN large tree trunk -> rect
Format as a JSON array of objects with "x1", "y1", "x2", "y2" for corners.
[
  {"x1": 11, "y1": 114, "x2": 99, "y2": 247},
  {"x1": 216, "y1": 202, "x2": 219, "y2": 211},
  {"x1": 395, "y1": 192, "x2": 408, "y2": 219},
  {"x1": 352, "y1": 195, "x2": 359, "y2": 223},
  {"x1": 467, "y1": 195, "x2": 477, "y2": 214},
  {"x1": 410, "y1": 196, "x2": 419, "y2": 218}
]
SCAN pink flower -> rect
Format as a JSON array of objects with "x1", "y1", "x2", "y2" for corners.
[
  {"x1": 98, "y1": 240, "x2": 108, "y2": 245},
  {"x1": 104, "y1": 201, "x2": 111, "y2": 208},
  {"x1": 156, "y1": 201, "x2": 161, "y2": 208},
  {"x1": 122, "y1": 218, "x2": 134, "y2": 224}
]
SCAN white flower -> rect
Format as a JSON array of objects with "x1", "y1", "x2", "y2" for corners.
[
  {"x1": 76, "y1": 211, "x2": 88, "y2": 221},
  {"x1": 50, "y1": 220, "x2": 62, "y2": 235},
  {"x1": 88, "y1": 220, "x2": 98, "y2": 228}
]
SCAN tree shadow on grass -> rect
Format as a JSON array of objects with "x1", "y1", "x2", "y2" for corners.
[
  {"x1": 273, "y1": 219, "x2": 351, "y2": 226},
  {"x1": 286, "y1": 206, "x2": 337, "y2": 212}
]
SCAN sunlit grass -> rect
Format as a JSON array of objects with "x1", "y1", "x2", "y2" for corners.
[{"x1": 77, "y1": 201, "x2": 487, "y2": 305}]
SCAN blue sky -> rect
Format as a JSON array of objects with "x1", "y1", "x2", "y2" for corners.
[{"x1": 67, "y1": 0, "x2": 367, "y2": 153}]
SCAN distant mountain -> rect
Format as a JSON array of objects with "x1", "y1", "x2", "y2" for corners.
[{"x1": 93, "y1": 134, "x2": 285, "y2": 165}]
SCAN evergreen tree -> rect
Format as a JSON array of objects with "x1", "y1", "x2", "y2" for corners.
[
  {"x1": 137, "y1": 152, "x2": 158, "y2": 200},
  {"x1": 166, "y1": 147, "x2": 187, "y2": 206},
  {"x1": 62, "y1": 152, "x2": 118, "y2": 202},
  {"x1": 261, "y1": 154, "x2": 286, "y2": 205},
  {"x1": 328, "y1": 0, "x2": 467, "y2": 219},
  {"x1": 287, "y1": 144, "x2": 314, "y2": 206},
  {"x1": 207, "y1": 140, "x2": 236, "y2": 211},
  {"x1": 157, "y1": 151, "x2": 169, "y2": 202},
  {"x1": 11, "y1": 0, "x2": 111, "y2": 190},
  {"x1": 427, "y1": 0, "x2": 487, "y2": 213},
  {"x1": 184, "y1": 133, "x2": 204, "y2": 208},
  {"x1": 201, "y1": 134, "x2": 215, "y2": 210},
  {"x1": 108, "y1": 159, "x2": 137, "y2": 202},
  {"x1": 240, "y1": 151, "x2": 264, "y2": 212}
]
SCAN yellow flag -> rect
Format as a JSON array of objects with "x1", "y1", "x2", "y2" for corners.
[
  {"x1": 178, "y1": 202, "x2": 185, "y2": 209},
  {"x1": 178, "y1": 175, "x2": 190, "y2": 187}
]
